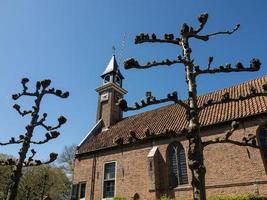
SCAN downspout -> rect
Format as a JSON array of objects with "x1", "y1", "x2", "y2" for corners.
[{"x1": 90, "y1": 154, "x2": 97, "y2": 200}]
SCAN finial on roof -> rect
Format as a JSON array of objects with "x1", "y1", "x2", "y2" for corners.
[{"x1": 112, "y1": 46, "x2": 116, "y2": 56}]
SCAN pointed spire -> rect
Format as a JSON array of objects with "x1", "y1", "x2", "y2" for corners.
[{"x1": 101, "y1": 54, "x2": 124, "y2": 79}]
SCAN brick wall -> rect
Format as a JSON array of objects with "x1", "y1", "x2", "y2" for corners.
[
  {"x1": 73, "y1": 115, "x2": 267, "y2": 199},
  {"x1": 96, "y1": 86, "x2": 124, "y2": 128}
]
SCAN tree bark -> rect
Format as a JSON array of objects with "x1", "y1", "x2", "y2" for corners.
[
  {"x1": 181, "y1": 36, "x2": 206, "y2": 200},
  {"x1": 6, "y1": 95, "x2": 41, "y2": 200}
]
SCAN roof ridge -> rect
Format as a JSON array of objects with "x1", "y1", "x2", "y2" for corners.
[
  {"x1": 121, "y1": 75, "x2": 266, "y2": 122},
  {"x1": 197, "y1": 75, "x2": 267, "y2": 98}
]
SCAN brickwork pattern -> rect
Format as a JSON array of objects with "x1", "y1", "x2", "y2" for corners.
[{"x1": 74, "y1": 116, "x2": 267, "y2": 199}]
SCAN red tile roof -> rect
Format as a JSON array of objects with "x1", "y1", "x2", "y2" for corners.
[{"x1": 78, "y1": 76, "x2": 267, "y2": 154}]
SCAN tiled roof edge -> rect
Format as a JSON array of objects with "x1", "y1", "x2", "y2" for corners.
[
  {"x1": 76, "y1": 111, "x2": 267, "y2": 156},
  {"x1": 121, "y1": 76, "x2": 267, "y2": 122},
  {"x1": 77, "y1": 119, "x2": 104, "y2": 148}
]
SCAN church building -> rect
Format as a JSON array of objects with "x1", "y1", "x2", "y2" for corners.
[{"x1": 72, "y1": 55, "x2": 267, "y2": 200}]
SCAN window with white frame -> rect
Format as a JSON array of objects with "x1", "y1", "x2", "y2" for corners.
[
  {"x1": 79, "y1": 182, "x2": 86, "y2": 200},
  {"x1": 103, "y1": 162, "x2": 116, "y2": 199},
  {"x1": 71, "y1": 182, "x2": 86, "y2": 200}
]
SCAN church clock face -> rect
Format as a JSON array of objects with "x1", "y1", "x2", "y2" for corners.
[{"x1": 100, "y1": 92, "x2": 109, "y2": 102}]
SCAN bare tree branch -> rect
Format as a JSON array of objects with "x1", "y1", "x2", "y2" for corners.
[
  {"x1": 206, "y1": 23, "x2": 240, "y2": 37},
  {"x1": 38, "y1": 116, "x2": 67, "y2": 131},
  {"x1": 11, "y1": 78, "x2": 38, "y2": 100},
  {"x1": 195, "y1": 58, "x2": 261, "y2": 75},
  {"x1": 39, "y1": 123, "x2": 51, "y2": 131},
  {"x1": 31, "y1": 131, "x2": 60, "y2": 144},
  {"x1": 44, "y1": 88, "x2": 69, "y2": 99},
  {"x1": 180, "y1": 13, "x2": 209, "y2": 38},
  {"x1": 203, "y1": 138, "x2": 259, "y2": 148},
  {"x1": 12, "y1": 92, "x2": 37, "y2": 100},
  {"x1": 24, "y1": 152, "x2": 58, "y2": 167},
  {"x1": 193, "y1": 13, "x2": 209, "y2": 34},
  {"x1": 0, "y1": 137, "x2": 23, "y2": 146},
  {"x1": 36, "y1": 113, "x2": 48, "y2": 126},
  {"x1": 26, "y1": 149, "x2": 37, "y2": 164},
  {"x1": 199, "y1": 86, "x2": 267, "y2": 111},
  {"x1": 180, "y1": 12, "x2": 234, "y2": 40},
  {"x1": 190, "y1": 24, "x2": 240, "y2": 41},
  {"x1": 21, "y1": 78, "x2": 29, "y2": 92},
  {"x1": 13, "y1": 104, "x2": 32, "y2": 117},
  {"x1": 203, "y1": 121, "x2": 259, "y2": 148},
  {"x1": 124, "y1": 56, "x2": 184, "y2": 70},
  {"x1": 36, "y1": 79, "x2": 69, "y2": 99},
  {"x1": 134, "y1": 33, "x2": 181, "y2": 45},
  {"x1": 117, "y1": 91, "x2": 189, "y2": 112}
]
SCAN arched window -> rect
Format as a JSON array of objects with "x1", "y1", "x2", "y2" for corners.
[
  {"x1": 104, "y1": 75, "x2": 111, "y2": 84},
  {"x1": 257, "y1": 123, "x2": 267, "y2": 167},
  {"x1": 115, "y1": 75, "x2": 121, "y2": 86},
  {"x1": 167, "y1": 142, "x2": 188, "y2": 188}
]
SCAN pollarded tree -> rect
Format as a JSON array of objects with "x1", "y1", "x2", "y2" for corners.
[
  {"x1": 117, "y1": 13, "x2": 267, "y2": 200},
  {"x1": 0, "y1": 78, "x2": 69, "y2": 200}
]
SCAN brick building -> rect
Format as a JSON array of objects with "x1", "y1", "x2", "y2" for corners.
[{"x1": 72, "y1": 55, "x2": 267, "y2": 200}]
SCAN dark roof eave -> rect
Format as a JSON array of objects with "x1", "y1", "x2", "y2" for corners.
[{"x1": 75, "y1": 111, "x2": 267, "y2": 158}]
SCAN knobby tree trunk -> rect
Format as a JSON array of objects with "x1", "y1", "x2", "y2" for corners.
[
  {"x1": 182, "y1": 37, "x2": 206, "y2": 200},
  {"x1": 6, "y1": 95, "x2": 42, "y2": 200}
]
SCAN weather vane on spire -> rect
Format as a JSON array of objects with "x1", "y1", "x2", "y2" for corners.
[{"x1": 112, "y1": 45, "x2": 116, "y2": 56}]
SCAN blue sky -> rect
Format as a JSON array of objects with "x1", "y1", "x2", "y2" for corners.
[{"x1": 0, "y1": 0, "x2": 266, "y2": 161}]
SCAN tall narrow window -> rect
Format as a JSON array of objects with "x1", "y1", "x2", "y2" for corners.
[
  {"x1": 79, "y1": 183, "x2": 86, "y2": 200},
  {"x1": 258, "y1": 123, "x2": 267, "y2": 167},
  {"x1": 177, "y1": 143, "x2": 188, "y2": 184},
  {"x1": 168, "y1": 144, "x2": 178, "y2": 187},
  {"x1": 103, "y1": 162, "x2": 116, "y2": 199},
  {"x1": 167, "y1": 142, "x2": 188, "y2": 188}
]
